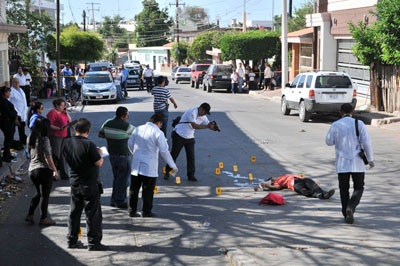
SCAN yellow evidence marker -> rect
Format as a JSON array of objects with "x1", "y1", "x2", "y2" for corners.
[
  {"x1": 251, "y1": 156, "x2": 256, "y2": 162},
  {"x1": 249, "y1": 173, "x2": 253, "y2": 181},
  {"x1": 154, "y1": 186, "x2": 158, "y2": 194},
  {"x1": 176, "y1": 176, "x2": 181, "y2": 184},
  {"x1": 219, "y1": 162, "x2": 224, "y2": 168},
  {"x1": 233, "y1": 165, "x2": 238, "y2": 172},
  {"x1": 78, "y1": 227, "x2": 82, "y2": 238},
  {"x1": 163, "y1": 167, "x2": 166, "y2": 174},
  {"x1": 216, "y1": 187, "x2": 222, "y2": 195},
  {"x1": 216, "y1": 168, "x2": 221, "y2": 175},
  {"x1": 299, "y1": 174, "x2": 305, "y2": 177}
]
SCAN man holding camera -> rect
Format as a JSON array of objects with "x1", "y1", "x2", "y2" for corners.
[
  {"x1": 165, "y1": 103, "x2": 218, "y2": 182},
  {"x1": 325, "y1": 103, "x2": 374, "y2": 224}
]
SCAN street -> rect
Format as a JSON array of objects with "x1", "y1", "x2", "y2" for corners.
[{"x1": 1, "y1": 80, "x2": 400, "y2": 265}]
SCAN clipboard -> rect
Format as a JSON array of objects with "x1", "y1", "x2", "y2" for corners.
[{"x1": 62, "y1": 120, "x2": 78, "y2": 129}]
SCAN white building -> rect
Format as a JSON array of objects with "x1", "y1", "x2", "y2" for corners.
[{"x1": 246, "y1": 20, "x2": 273, "y2": 29}]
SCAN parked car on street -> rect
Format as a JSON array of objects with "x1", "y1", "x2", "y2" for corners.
[
  {"x1": 190, "y1": 63, "x2": 211, "y2": 88},
  {"x1": 81, "y1": 71, "x2": 118, "y2": 104},
  {"x1": 202, "y1": 64, "x2": 233, "y2": 93},
  {"x1": 88, "y1": 62, "x2": 112, "y2": 72},
  {"x1": 126, "y1": 67, "x2": 141, "y2": 88},
  {"x1": 281, "y1": 71, "x2": 357, "y2": 122},
  {"x1": 171, "y1": 66, "x2": 179, "y2": 81},
  {"x1": 175, "y1": 67, "x2": 191, "y2": 84}
]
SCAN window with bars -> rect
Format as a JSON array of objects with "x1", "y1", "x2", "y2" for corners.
[{"x1": 300, "y1": 44, "x2": 312, "y2": 71}]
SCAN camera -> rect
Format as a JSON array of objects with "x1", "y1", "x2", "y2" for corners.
[{"x1": 211, "y1": 121, "x2": 220, "y2": 132}]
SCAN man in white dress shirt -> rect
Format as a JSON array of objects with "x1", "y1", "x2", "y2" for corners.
[
  {"x1": 236, "y1": 63, "x2": 245, "y2": 93},
  {"x1": 326, "y1": 103, "x2": 374, "y2": 224},
  {"x1": 9, "y1": 78, "x2": 28, "y2": 144},
  {"x1": 128, "y1": 113, "x2": 178, "y2": 218},
  {"x1": 143, "y1": 65, "x2": 154, "y2": 93}
]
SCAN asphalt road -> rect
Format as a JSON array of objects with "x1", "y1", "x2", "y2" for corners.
[{"x1": 0, "y1": 81, "x2": 399, "y2": 265}]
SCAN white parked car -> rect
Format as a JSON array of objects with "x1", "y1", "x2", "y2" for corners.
[
  {"x1": 175, "y1": 67, "x2": 191, "y2": 84},
  {"x1": 281, "y1": 72, "x2": 357, "y2": 122},
  {"x1": 81, "y1": 71, "x2": 118, "y2": 104}
]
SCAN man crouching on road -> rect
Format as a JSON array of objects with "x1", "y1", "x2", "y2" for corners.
[
  {"x1": 63, "y1": 118, "x2": 108, "y2": 251},
  {"x1": 128, "y1": 114, "x2": 178, "y2": 218}
]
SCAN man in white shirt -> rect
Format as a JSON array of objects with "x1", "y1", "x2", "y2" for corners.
[
  {"x1": 326, "y1": 103, "x2": 374, "y2": 224},
  {"x1": 264, "y1": 63, "x2": 272, "y2": 90},
  {"x1": 165, "y1": 103, "x2": 217, "y2": 182},
  {"x1": 13, "y1": 66, "x2": 28, "y2": 104},
  {"x1": 143, "y1": 65, "x2": 154, "y2": 93},
  {"x1": 128, "y1": 113, "x2": 178, "y2": 218},
  {"x1": 236, "y1": 63, "x2": 245, "y2": 93},
  {"x1": 9, "y1": 78, "x2": 28, "y2": 144}
]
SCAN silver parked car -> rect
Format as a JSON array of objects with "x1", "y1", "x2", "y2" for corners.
[{"x1": 81, "y1": 71, "x2": 118, "y2": 105}]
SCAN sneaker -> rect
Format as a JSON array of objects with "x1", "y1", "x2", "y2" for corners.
[
  {"x1": 129, "y1": 211, "x2": 141, "y2": 218},
  {"x1": 345, "y1": 207, "x2": 354, "y2": 224},
  {"x1": 323, "y1": 190, "x2": 335, "y2": 199},
  {"x1": 39, "y1": 217, "x2": 56, "y2": 226},
  {"x1": 164, "y1": 173, "x2": 170, "y2": 180},
  {"x1": 25, "y1": 214, "x2": 34, "y2": 224},
  {"x1": 188, "y1": 176, "x2": 198, "y2": 182},
  {"x1": 142, "y1": 212, "x2": 157, "y2": 218},
  {"x1": 68, "y1": 240, "x2": 85, "y2": 249},
  {"x1": 88, "y1": 243, "x2": 109, "y2": 251}
]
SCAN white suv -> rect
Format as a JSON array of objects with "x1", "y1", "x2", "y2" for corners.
[{"x1": 281, "y1": 72, "x2": 357, "y2": 122}]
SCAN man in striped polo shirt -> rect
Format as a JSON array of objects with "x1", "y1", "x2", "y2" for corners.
[
  {"x1": 99, "y1": 107, "x2": 135, "y2": 209},
  {"x1": 152, "y1": 76, "x2": 178, "y2": 137}
]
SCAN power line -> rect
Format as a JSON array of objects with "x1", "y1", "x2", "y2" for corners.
[{"x1": 86, "y1": 2, "x2": 100, "y2": 31}]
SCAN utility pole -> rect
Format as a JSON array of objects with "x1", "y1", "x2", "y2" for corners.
[
  {"x1": 243, "y1": 0, "x2": 247, "y2": 32},
  {"x1": 281, "y1": 0, "x2": 288, "y2": 89},
  {"x1": 83, "y1": 10, "x2": 87, "y2": 70},
  {"x1": 87, "y1": 2, "x2": 100, "y2": 32},
  {"x1": 170, "y1": 0, "x2": 185, "y2": 66},
  {"x1": 56, "y1": 0, "x2": 61, "y2": 96}
]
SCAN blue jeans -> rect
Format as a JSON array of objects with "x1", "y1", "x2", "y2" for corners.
[
  {"x1": 109, "y1": 154, "x2": 131, "y2": 205},
  {"x1": 231, "y1": 83, "x2": 238, "y2": 93},
  {"x1": 116, "y1": 84, "x2": 123, "y2": 100},
  {"x1": 155, "y1": 108, "x2": 168, "y2": 137},
  {"x1": 238, "y1": 78, "x2": 243, "y2": 93},
  {"x1": 121, "y1": 81, "x2": 128, "y2": 97}
]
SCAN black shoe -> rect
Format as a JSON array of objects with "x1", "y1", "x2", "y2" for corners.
[
  {"x1": 188, "y1": 176, "x2": 198, "y2": 182},
  {"x1": 323, "y1": 190, "x2": 335, "y2": 199},
  {"x1": 164, "y1": 173, "x2": 170, "y2": 180},
  {"x1": 2, "y1": 157, "x2": 13, "y2": 163},
  {"x1": 142, "y1": 212, "x2": 157, "y2": 217},
  {"x1": 68, "y1": 240, "x2": 85, "y2": 249},
  {"x1": 129, "y1": 211, "x2": 141, "y2": 217},
  {"x1": 116, "y1": 203, "x2": 128, "y2": 209},
  {"x1": 345, "y1": 207, "x2": 354, "y2": 224},
  {"x1": 88, "y1": 243, "x2": 109, "y2": 251}
]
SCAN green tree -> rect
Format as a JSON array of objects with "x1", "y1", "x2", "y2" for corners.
[
  {"x1": 220, "y1": 31, "x2": 280, "y2": 63},
  {"x1": 134, "y1": 0, "x2": 172, "y2": 47},
  {"x1": 187, "y1": 30, "x2": 226, "y2": 62},
  {"x1": 349, "y1": 21, "x2": 380, "y2": 65},
  {"x1": 171, "y1": 41, "x2": 190, "y2": 64},
  {"x1": 273, "y1": 0, "x2": 314, "y2": 33}
]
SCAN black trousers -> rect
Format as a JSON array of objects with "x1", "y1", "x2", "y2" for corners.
[
  {"x1": 145, "y1": 77, "x2": 153, "y2": 92},
  {"x1": 129, "y1": 175, "x2": 156, "y2": 214},
  {"x1": 28, "y1": 168, "x2": 53, "y2": 219},
  {"x1": 293, "y1": 178, "x2": 324, "y2": 198},
  {"x1": 22, "y1": 85, "x2": 31, "y2": 106},
  {"x1": 338, "y1": 172, "x2": 365, "y2": 217},
  {"x1": 139, "y1": 79, "x2": 144, "y2": 90},
  {"x1": 49, "y1": 136, "x2": 69, "y2": 179},
  {"x1": 249, "y1": 81, "x2": 255, "y2": 90},
  {"x1": 68, "y1": 183, "x2": 103, "y2": 245},
  {"x1": 166, "y1": 131, "x2": 195, "y2": 178},
  {"x1": 17, "y1": 117, "x2": 27, "y2": 144},
  {"x1": 259, "y1": 74, "x2": 264, "y2": 88},
  {"x1": 0, "y1": 120, "x2": 15, "y2": 159}
]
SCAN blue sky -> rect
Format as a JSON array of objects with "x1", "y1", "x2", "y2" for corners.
[{"x1": 62, "y1": 0, "x2": 307, "y2": 26}]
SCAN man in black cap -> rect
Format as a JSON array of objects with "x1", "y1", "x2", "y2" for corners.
[{"x1": 165, "y1": 103, "x2": 217, "y2": 181}]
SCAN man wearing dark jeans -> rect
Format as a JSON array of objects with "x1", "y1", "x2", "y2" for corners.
[
  {"x1": 63, "y1": 118, "x2": 108, "y2": 251},
  {"x1": 259, "y1": 174, "x2": 335, "y2": 199},
  {"x1": 326, "y1": 103, "x2": 374, "y2": 224},
  {"x1": 99, "y1": 107, "x2": 135, "y2": 209},
  {"x1": 165, "y1": 103, "x2": 217, "y2": 181},
  {"x1": 128, "y1": 114, "x2": 177, "y2": 218},
  {"x1": 120, "y1": 64, "x2": 129, "y2": 97}
]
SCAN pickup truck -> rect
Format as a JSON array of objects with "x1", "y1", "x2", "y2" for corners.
[{"x1": 190, "y1": 63, "x2": 211, "y2": 88}]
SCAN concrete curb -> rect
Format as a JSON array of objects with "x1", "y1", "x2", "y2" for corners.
[
  {"x1": 226, "y1": 249, "x2": 261, "y2": 266},
  {"x1": 353, "y1": 113, "x2": 400, "y2": 127}
]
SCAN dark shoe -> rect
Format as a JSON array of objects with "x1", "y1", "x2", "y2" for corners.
[
  {"x1": 25, "y1": 214, "x2": 34, "y2": 224},
  {"x1": 68, "y1": 240, "x2": 85, "y2": 249},
  {"x1": 345, "y1": 207, "x2": 354, "y2": 224},
  {"x1": 39, "y1": 217, "x2": 56, "y2": 226},
  {"x1": 323, "y1": 189, "x2": 335, "y2": 199},
  {"x1": 129, "y1": 211, "x2": 141, "y2": 217},
  {"x1": 116, "y1": 203, "x2": 128, "y2": 209},
  {"x1": 188, "y1": 176, "x2": 198, "y2": 182},
  {"x1": 164, "y1": 173, "x2": 170, "y2": 180},
  {"x1": 88, "y1": 243, "x2": 109, "y2": 251},
  {"x1": 2, "y1": 157, "x2": 12, "y2": 163},
  {"x1": 142, "y1": 212, "x2": 157, "y2": 217}
]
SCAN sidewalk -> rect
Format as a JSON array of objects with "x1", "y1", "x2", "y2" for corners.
[{"x1": 249, "y1": 89, "x2": 400, "y2": 127}]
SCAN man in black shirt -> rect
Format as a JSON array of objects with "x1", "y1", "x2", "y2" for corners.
[
  {"x1": 63, "y1": 118, "x2": 108, "y2": 251},
  {"x1": 46, "y1": 63, "x2": 55, "y2": 96}
]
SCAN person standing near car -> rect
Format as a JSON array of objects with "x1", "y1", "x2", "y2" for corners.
[
  {"x1": 165, "y1": 103, "x2": 217, "y2": 182},
  {"x1": 152, "y1": 76, "x2": 178, "y2": 137},
  {"x1": 63, "y1": 118, "x2": 108, "y2": 251},
  {"x1": 143, "y1": 65, "x2": 154, "y2": 93},
  {"x1": 99, "y1": 107, "x2": 135, "y2": 209},
  {"x1": 139, "y1": 65, "x2": 144, "y2": 91},
  {"x1": 9, "y1": 78, "x2": 28, "y2": 145},
  {"x1": 230, "y1": 69, "x2": 239, "y2": 94},
  {"x1": 236, "y1": 63, "x2": 245, "y2": 93},
  {"x1": 325, "y1": 103, "x2": 374, "y2": 224},
  {"x1": 120, "y1": 64, "x2": 129, "y2": 98}
]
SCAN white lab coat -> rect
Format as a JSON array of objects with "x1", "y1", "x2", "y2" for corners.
[
  {"x1": 9, "y1": 87, "x2": 28, "y2": 122},
  {"x1": 128, "y1": 122, "x2": 176, "y2": 178},
  {"x1": 326, "y1": 116, "x2": 373, "y2": 173}
]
